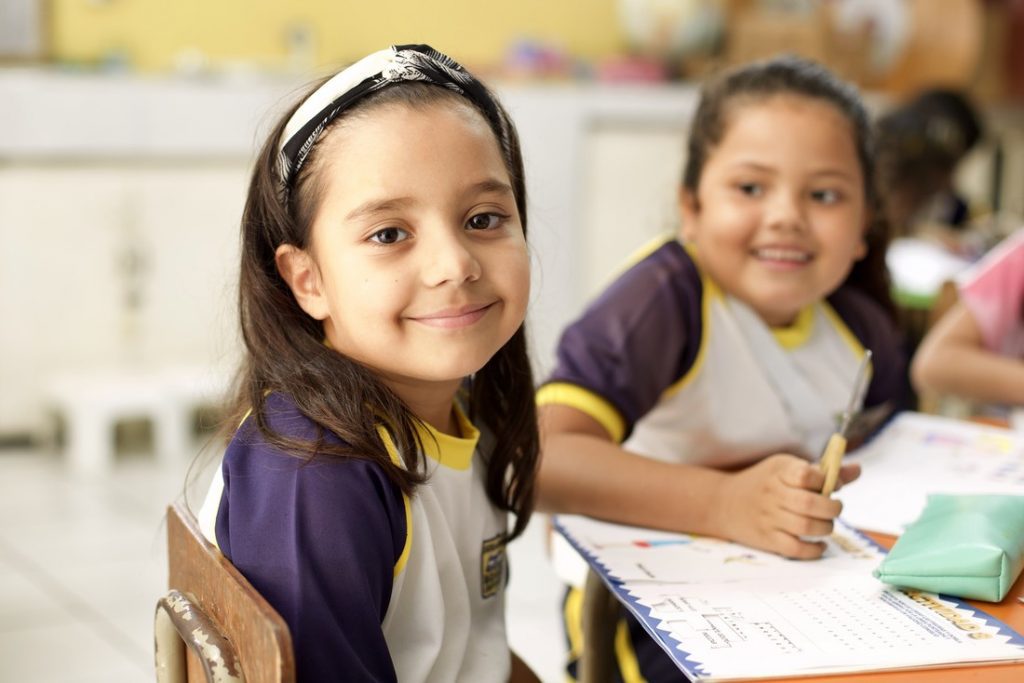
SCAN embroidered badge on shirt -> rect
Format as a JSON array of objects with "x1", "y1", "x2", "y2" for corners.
[{"x1": 480, "y1": 534, "x2": 506, "y2": 599}]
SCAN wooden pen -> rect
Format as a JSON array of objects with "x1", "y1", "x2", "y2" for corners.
[{"x1": 820, "y1": 350, "x2": 872, "y2": 496}]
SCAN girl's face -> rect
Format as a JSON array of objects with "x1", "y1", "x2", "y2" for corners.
[
  {"x1": 680, "y1": 95, "x2": 868, "y2": 327},
  {"x1": 278, "y1": 101, "x2": 529, "y2": 413}
]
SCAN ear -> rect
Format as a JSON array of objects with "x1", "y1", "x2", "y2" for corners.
[
  {"x1": 275, "y1": 244, "x2": 330, "y2": 320},
  {"x1": 854, "y1": 217, "x2": 871, "y2": 261},
  {"x1": 854, "y1": 235, "x2": 868, "y2": 261},
  {"x1": 678, "y1": 188, "x2": 700, "y2": 242}
]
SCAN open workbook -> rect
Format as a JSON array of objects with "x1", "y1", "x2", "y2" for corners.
[{"x1": 555, "y1": 514, "x2": 1024, "y2": 681}]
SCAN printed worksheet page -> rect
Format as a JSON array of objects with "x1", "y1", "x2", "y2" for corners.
[{"x1": 556, "y1": 515, "x2": 1024, "y2": 680}]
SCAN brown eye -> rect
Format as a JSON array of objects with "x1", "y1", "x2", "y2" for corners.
[
  {"x1": 369, "y1": 227, "x2": 408, "y2": 244},
  {"x1": 811, "y1": 189, "x2": 841, "y2": 204},
  {"x1": 467, "y1": 213, "x2": 502, "y2": 230},
  {"x1": 738, "y1": 182, "x2": 763, "y2": 197}
]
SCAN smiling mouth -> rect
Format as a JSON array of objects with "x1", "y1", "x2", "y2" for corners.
[
  {"x1": 410, "y1": 303, "x2": 494, "y2": 329},
  {"x1": 752, "y1": 247, "x2": 812, "y2": 264}
]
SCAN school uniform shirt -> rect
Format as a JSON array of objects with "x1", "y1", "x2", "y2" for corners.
[
  {"x1": 538, "y1": 236, "x2": 906, "y2": 467},
  {"x1": 197, "y1": 392, "x2": 510, "y2": 683}
]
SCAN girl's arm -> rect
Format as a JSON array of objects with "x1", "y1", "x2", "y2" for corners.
[
  {"x1": 537, "y1": 404, "x2": 859, "y2": 560},
  {"x1": 912, "y1": 302, "x2": 1024, "y2": 405}
]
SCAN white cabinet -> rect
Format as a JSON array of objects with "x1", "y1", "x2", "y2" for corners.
[
  {"x1": 0, "y1": 162, "x2": 248, "y2": 435},
  {"x1": 580, "y1": 121, "x2": 688, "y2": 300},
  {"x1": 0, "y1": 167, "x2": 124, "y2": 378},
  {"x1": 132, "y1": 166, "x2": 247, "y2": 367},
  {"x1": 0, "y1": 68, "x2": 293, "y2": 442}
]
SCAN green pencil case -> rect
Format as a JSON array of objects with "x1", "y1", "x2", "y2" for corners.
[{"x1": 873, "y1": 494, "x2": 1024, "y2": 602}]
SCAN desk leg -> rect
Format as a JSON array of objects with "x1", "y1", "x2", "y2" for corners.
[
  {"x1": 154, "y1": 402, "x2": 192, "y2": 467},
  {"x1": 63, "y1": 406, "x2": 114, "y2": 475},
  {"x1": 580, "y1": 568, "x2": 619, "y2": 683}
]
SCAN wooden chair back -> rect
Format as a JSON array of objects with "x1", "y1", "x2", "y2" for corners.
[{"x1": 154, "y1": 499, "x2": 295, "y2": 683}]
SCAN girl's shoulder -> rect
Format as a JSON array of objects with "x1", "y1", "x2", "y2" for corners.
[
  {"x1": 233, "y1": 391, "x2": 333, "y2": 443},
  {"x1": 544, "y1": 239, "x2": 705, "y2": 434},
  {"x1": 622, "y1": 236, "x2": 699, "y2": 284},
  {"x1": 225, "y1": 393, "x2": 390, "y2": 485},
  {"x1": 590, "y1": 237, "x2": 702, "y2": 317},
  {"x1": 219, "y1": 392, "x2": 407, "y2": 554}
]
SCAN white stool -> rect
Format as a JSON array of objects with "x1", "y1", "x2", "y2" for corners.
[{"x1": 45, "y1": 366, "x2": 229, "y2": 474}]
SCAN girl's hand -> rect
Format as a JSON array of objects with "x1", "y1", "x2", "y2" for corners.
[{"x1": 711, "y1": 454, "x2": 861, "y2": 560}]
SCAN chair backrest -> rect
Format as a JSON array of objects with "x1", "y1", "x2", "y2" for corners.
[{"x1": 154, "y1": 499, "x2": 295, "y2": 683}]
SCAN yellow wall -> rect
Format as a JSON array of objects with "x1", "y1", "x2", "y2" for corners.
[{"x1": 51, "y1": 1, "x2": 624, "y2": 73}]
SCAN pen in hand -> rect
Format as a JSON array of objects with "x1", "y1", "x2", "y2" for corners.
[{"x1": 820, "y1": 350, "x2": 872, "y2": 497}]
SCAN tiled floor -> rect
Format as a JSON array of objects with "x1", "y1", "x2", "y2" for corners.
[{"x1": 0, "y1": 445, "x2": 567, "y2": 682}]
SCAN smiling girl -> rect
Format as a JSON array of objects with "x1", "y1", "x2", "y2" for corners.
[
  {"x1": 197, "y1": 45, "x2": 539, "y2": 683},
  {"x1": 537, "y1": 56, "x2": 908, "y2": 681}
]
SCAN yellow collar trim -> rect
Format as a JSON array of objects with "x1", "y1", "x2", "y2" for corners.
[
  {"x1": 771, "y1": 305, "x2": 815, "y2": 349},
  {"x1": 376, "y1": 401, "x2": 479, "y2": 471},
  {"x1": 415, "y1": 402, "x2": 479, "y2": 471}
]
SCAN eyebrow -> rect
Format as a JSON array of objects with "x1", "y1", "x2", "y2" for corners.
[
  {"x1": 345, "y1": 197, "x2": 414, "y2": 222},
  {"x1": 728, "y1": 162, "x2": 858, "y2": 182},
  {"x1": 344, "y1": 178, "x2": 515, "y2": 222},
  {"x1": 466, "y1": 178, "x2": 515, "y2": 198}
]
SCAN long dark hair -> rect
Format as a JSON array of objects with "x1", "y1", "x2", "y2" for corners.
[
  {"x1": 682, "y1": 55, "x2": 896, "y2": 320},
  {"x1": 230, "y1": 78, "x2": 538, "y2": 539}
]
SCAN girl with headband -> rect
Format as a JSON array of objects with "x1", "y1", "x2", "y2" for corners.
[{"x1": 197, "y1": 45, "x2": 540, "y2": 682}]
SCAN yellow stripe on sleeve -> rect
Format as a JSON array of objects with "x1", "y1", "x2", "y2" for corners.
[{"x1": 537, "y1": 383, "x2": 626, "y2": 443}]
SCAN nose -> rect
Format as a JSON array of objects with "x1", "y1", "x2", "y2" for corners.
[
  {"x1": 422, "y1": 227, "x2": 482, "y2": 287},
  {"x1": 765, "y1": 189, "x2": 807, "y2": 233}
]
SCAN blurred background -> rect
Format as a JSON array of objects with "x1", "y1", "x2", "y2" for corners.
[{"x1": 2, "y1": 1, "x2": 1024, "y2": 681}]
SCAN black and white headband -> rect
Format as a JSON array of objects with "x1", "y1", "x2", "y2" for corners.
[{"x1": 277, "y1": 44, "x2": 504, "y2": 198}]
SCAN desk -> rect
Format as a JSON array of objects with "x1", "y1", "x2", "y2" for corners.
[{"x1": 575, "y1": 530, "x2": 1024, "y2": 683}]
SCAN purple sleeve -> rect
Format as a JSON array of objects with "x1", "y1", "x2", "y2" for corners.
[
  {"x1": 216, "y1": 395, "x2": 406, "y2": 683},
  {"x1": 544, "y1": 241, "x2": 703, "y2": 438},
  {"x1": 828, "y1": 286, "x2": 911, "y2": 412}
]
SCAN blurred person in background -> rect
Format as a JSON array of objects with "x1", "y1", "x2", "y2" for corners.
[
  {"x1": 912, "y1": 228, "x2": 1024, "y2": 411},
  {"x1": 876, "y1": 88, "x2": 983, "y2": 249}
]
